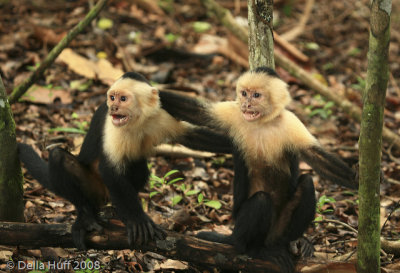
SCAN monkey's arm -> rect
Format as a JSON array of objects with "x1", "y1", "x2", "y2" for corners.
[
  {"x1": 159, "y1": 91, "x2": 215, "y2": 128},
  {"x1": 78, "y1": 102, "x2": 107, "y2": 164},
  {"x1": 177, "y1": 126, "x2": 233, "y2": 154},
  {"x1": 99, "y1": 158, "x2": 164, "y2": 246},
  {"x1": 300, "y1": 145, "x2": 358, "y2": 189}
]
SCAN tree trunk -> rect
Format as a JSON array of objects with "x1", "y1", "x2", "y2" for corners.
[
  {"x1": 247, "y1": 0, "x2": 274, "y2": 69},
  {"x1": 357, "y1": 1, "x2": 391, "y2": 272},
  {"x1": 0, "y1": 76, "x2": 24, "y2": 221}
]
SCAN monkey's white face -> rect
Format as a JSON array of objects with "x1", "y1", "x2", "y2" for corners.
[
  {"x1": 239, "y1": 89, "x2": 265, "y2": 122},
  {"x1": 107, "y1": 89, "x2": 138, "y2": 127}
]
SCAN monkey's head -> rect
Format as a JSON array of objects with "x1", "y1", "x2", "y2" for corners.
[
  {"x1": 236, "y1": 67, "x2": 291, "y2": 123},
  {"x1": 107, "y1": 72, "x2": 160, "y2": 127}
]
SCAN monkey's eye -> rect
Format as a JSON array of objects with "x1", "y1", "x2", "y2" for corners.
[
  {"x1": 253, "y1": 93, "x2": 261, "y2": 98},
  {"x1": 110, "y1": 95, "x2": 115, "y2": 101},
  {"x1": 241, "y1": 90, "x2": 247, "y2": 97},
  {"x1": 121, "y1": 96, "x2": 127, "y2": 102}
]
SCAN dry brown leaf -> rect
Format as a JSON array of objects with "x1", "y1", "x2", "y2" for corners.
[
  {"x1": 22, "y1": 85, "x2": 72, "y2": 104},
  {"x1": 57, "y1": 48, "x2": 123, "y2": 85},
  {"x1": 192, "y1": 34, "x2": 248, "y2": 67},
  {"x1": 157, "y1": 259, "x2": 188, "y2": 270}
]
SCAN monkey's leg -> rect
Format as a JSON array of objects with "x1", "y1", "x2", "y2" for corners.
[
  {"x1": 283, "y1": 174, "x2": 316, "y2": 257},
  {"x1": 48, "y1": 148, "x2": 104, "y2": 250},
  {"x1": 231, "y1": 191, "x2": 274, "y2": 252},
  {"x1": 233, "y1": 192, "x2": 294, "y2": 273}
]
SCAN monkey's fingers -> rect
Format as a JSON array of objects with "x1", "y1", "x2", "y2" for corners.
[
  {"x1": 71, "y1": 226, "x2": 87, "y2": 250},
  {"x1": 141, "y1": 223, "x2": 149, "y2": 245},
  {"x1": 153, "y1": 224, "x2": 166, "y2": 240},
  {"x1": 146, "y1": 222, "x2": 155, "y2": 241},
  {"x1": 87, "y1": 221, "x2": 103, "y2": 232},
  {"x1": 136, "y1": 224, "x2": 144, "y2": 245},
  {"x1": 127, "y1": 224, "x2": 136, "y2": 247}
]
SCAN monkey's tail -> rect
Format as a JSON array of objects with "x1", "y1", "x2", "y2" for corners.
[
  {"x1": 18, "y1": 143, "x2": 50, "y2": 188},
  {"x1": 196, "y1": 231, "x2": 234, "y2": 245}
]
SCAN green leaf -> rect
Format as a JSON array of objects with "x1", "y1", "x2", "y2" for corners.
[
  {"x1": 70, "y1": 79, "x2": 92, "y2": 92},
  {"x1": 149, "y1": 191, "x2": 160, "y2": 198},
  {"x1": 198, "y1": 193, "x2": 204, "y2": 203},
  {"x1": 48, "y1": 127, "x2": 86, "y2": 134},
  {"x1": 314, "y1": 215, "x2": 323, "y2": 222},
  {"x1": 172, "y1": 195, "x2": 183, "y2": 206},
  {"x1": 167, "y1": 177, "x2": 184, "y2": 185},
  {"x1": 150, "y1": 174, "x2": 164, "y2": 183},
  {"x1": 204, "y1": 200, "x2": 222, "y2": 210},
  {"x1": 164, "y1": 169, "x2": 179, "y2": 178},
  {"x1": 185, "y1": 190, "x2": 200, "y2": 196},
  {"x1": 324, "y1": 101, "x2": 335, "y2": 109},
  {"x1": 305, "y1": 42, "x2": 320, "y2": 50},
  {"x1": 165, "y1": 33, "x2": 178, "y2": 43},
  {"x1": 97, "y1": 18, "x2": 113, "y2": 30},
  {"x1": 192, "y1": 21, "x2": 211, "y2": 33}
]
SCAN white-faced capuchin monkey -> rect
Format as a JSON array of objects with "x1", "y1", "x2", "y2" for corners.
[
  {"x1": 18, "y1": 72, "x2": 232, "y2": 250},
  {"x1": 159, "y1": 67, "x2": 358, "y2": 273}
]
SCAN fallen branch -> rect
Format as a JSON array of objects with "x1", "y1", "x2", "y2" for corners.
[
  {"x1": 199, "y1": 0, "x2": 400, "y2": 151},
  {"x1": 8, "y1": 0, "x2": 109, "y2": 104},
  {"x1": 0, "y1": 221, "x2": 283, "y2": 272},
  {"x1": 0, "y1": 222, "x2": 360, "y2": 272}
]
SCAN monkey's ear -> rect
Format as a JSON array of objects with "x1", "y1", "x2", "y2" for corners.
[
  {"x1": 149, "y1": 88, "x2": 159, "y2": 105},
  {"x1": 151, "y1": 88, "x2": 159, "y2": 96}
]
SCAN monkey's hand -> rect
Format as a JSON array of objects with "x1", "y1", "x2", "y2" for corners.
[
  {"x1": 72, "y1": 214, "x2": 103, "y2": 250},
  {"x1": 126, "y1": 214, "x2": 165, "y2": 247}
]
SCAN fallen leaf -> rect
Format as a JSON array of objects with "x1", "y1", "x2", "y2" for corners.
[
  {"x1": 157, "y1": 259, "x2": 188, "y2": 270},
  {"x1": 22, "y1": 84, "x2": 72, "y2": 104},
  {"x1": 57, "y1": 48, "x2": 123, "y2": 85}
]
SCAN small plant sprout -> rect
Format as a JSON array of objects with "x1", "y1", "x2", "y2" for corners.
[
  {"x1": 149, "y1": 169, "x2": 222, "y2": 210},
  {"x1": 314, "y1": 195, "x2": 336, "y2": 222},
  {"x1": 149, "y1": 169, "x2": 184, "y2": 198}
]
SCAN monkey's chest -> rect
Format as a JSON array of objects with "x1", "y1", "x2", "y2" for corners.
[{"x1": 248, "y1": 161, "x2": 292, "y2": 211}]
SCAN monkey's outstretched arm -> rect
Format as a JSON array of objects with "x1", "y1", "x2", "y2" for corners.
[
  {"x1": 300, "y1": 146, "x2": 358, "y2": 189},
  {"x1": 159, "y1": 91, "x2": 215, "y2": 128},
  {"x1": 178, "y1": 126, "x2": 233, "y2": 154}
]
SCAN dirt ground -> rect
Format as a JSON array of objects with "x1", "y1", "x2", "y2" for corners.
[{"x1": 1, "y1": 0, "x2": 400, "y2": 272}]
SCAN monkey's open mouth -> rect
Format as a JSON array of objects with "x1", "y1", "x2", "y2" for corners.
[
  {"x1": 242, "y1": 111, "x2": 261, "y2": 121},
  {"x1": 111, "y1": 114, "x2": 129, "y2": 126}
]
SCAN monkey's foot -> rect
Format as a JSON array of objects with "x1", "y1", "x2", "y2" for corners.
[
  {"x1": 126, "y1": 215, "x2": 165, "y2": 248},
  {"x1": 248, "y1": 246, "x2": 295, "y2": 273},
  {"x1": 72, "y1": 216, "x2": 103, "y2": 250},
  {"x1": 290, "y1": 237, "x2": 314, "y2": 258}
]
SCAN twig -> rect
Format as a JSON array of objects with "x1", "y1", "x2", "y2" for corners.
[
  {"x1": 281, "y1": 0, "x2": 315, "y2": 41},
  {"x1": 315, "y1": 219, "x2": 400, "y2": 257},
  {"x1": 8, "y1": 0, "x2": 109, "y2": 104},
  {"x1": 274, "y1": 31, "x2": 309, "y2": 63},
  {"x1": 314, "y1": 219, "x2": 358, "y2": 234}
]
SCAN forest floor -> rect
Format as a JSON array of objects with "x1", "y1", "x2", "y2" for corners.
[{"x1": 1, "y1": 0, "x2": 400, "y2": 272}]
